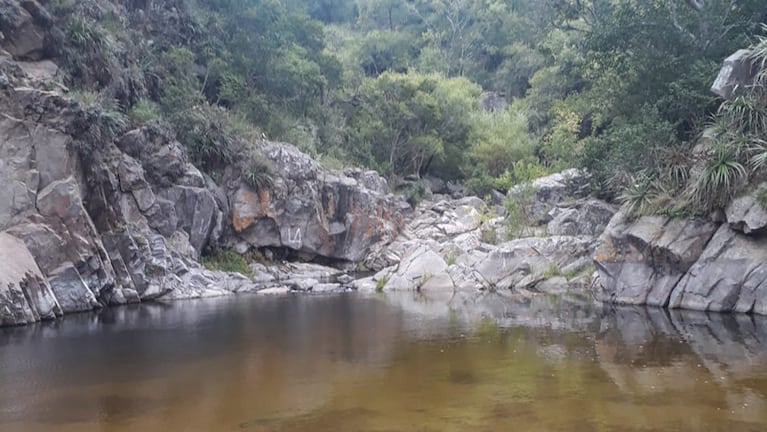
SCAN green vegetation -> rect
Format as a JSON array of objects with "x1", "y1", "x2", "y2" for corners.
[
  {"x1": 504, "y1": 185, "x2": 537, "y2": 239},
  {"x1": 201, "y1": 248, "x2": 252, "y2": 276},
  {"x1": 375, "y1": 275, "x2": 389, "y2": 292},
  {"x1": 51, "y1": 0, "x2": 767, "y2": 210}
]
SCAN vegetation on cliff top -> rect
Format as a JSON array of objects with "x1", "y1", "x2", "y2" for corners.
[{"x1": 48, "y1": 0, "x2": 766, "y2": 210}]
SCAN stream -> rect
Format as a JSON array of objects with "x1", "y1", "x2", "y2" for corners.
[{"x1": 1, "y1": 293, "x2": 766, "y2": 432}]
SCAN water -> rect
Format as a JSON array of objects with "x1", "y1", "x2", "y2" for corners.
[{"x1": 1, "y1": 292, "x2": 766, "y2": 432}]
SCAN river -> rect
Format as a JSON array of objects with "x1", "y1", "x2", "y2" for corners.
[{"x1": 1, "y1": 293, "x2": 766, "y2": 432}]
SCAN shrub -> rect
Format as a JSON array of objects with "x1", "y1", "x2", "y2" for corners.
[
  {"x1": 201, "y1": 248, "x2": 251, "y2": 276},
  {"x1": 242, "y1": 154, "x2": 275, "y2": 191},
  {"x1": 128, "y1": 99, "x2": 160, "y2": 125}
]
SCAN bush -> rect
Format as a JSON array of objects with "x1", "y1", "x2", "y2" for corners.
[
  {"x1": 242, "y1": 154, "x2": 275, "y2": 191},
  {"x1": 128, "y1": 99, "x2": 160, "y2": 125},
  {"x1": 201, "y1": 248, "x2": 251, "y2": 276}
]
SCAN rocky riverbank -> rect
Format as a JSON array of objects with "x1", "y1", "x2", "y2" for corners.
[{"x1": 0, "y1": 47, "x2": 407, "y2": 326}]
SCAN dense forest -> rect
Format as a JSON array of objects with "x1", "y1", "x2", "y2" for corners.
[{"x1": 52, "y1": 0, "x2": 767, "y2": 213}]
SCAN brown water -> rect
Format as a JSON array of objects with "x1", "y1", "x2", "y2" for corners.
[{"x1": 1, "y1": 293, "x2": 767, "y2": 432}]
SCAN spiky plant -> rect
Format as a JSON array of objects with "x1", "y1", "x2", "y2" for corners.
[
  {"x1": 619, "y1": 173, "x2": 659, "y2": 217},
  {"x1": 689, "y1": 144, "x2": 747, "y2": 211},
  {"x1": 243, "y1": 154, "x2": 274, "y2": 191}
]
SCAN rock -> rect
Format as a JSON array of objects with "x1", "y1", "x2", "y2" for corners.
[
  {"x1": 535, "y1": 277, "x2": 570, "y2": 295},
  {"x1": 351, "y1": 276, "x2": 377, "y2": 292},
  {"x1": 258, "y1": 286, "x2": 291, "y2": 295},
  {"x1": 311, "y1": 283, "x2": 343, "y2": 293},
  {"x1": 594, "y1": 210, "x2": 719, "y2": 307},
  {"x1": 669, "y1": 225, "x2": 767, "y2": 314},
  {"x1": 159, "y1": 186, "x2": 219, "y2": 253},
  {"x1": 0, "y1": 1, "x2": 45, "y2": 60},
  {"x1": 382, "y1": 245, "x2": 455, "y2": 292},
  {"x1": 711, "y1": 49, "x2": 756, "y2": 99},
  {"x1": 423, "y1": 175, "x2": 448, "y2": 195},
  {"x1": 725, "y1": 184, "x2": 767, "y2": 235},
  {"x1": 144, "y1": 198, "x2": 179, "y2": 237},
  {"x1": 229, "y1": 141, "x2": 404, "y2": 262},
  {"x1": 337, "y1": 274, "x2": 354, "y2": 285},
  {"x1": 0, "y1": 232, "x2": 62, "y2": 326},
  {"x1": 477, "y1": 236, "x2": 594, "y2": 290},
  {"x1": 508, "y1": 169, "x2": 590, "y2": 225},
  {"x1": 547, "y1": 199, "x2": 616, "y2": 236},
  {"x1": 47, "y1": 262, "x2": 100, "y2": 313},
  {"x1": 291, "y1": 278, "x2": 319, "y2": 291},
  {"x1": 344, "y1": 168, "x2": 390, "y2": 194}
]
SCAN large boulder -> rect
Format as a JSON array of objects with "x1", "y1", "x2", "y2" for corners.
[
  {"x1": 0, "y1": 0, "x2": 46, "y2": 60},
  {"x1": 229, "y1": 141, "x2": 404, "y2": 262},
  {"x1": 711, "y1": 49, "x2": 756, "y2": 100},
  {"x1": 725, "y1": 183, "x2": 767, "y2": 235},
  {"x1": 669, "y1": 225, "x2": 767, "y2": 314},
  {"x1": 378, "y1": 244, "x2": 455, "y2": 292},
  {"x1": 0, "y1": 232, "x2": 62, "y2": 326},
  {"x1": 476, "y1": 236, "x2": 595, "y2": 290},
  {"x1": 594, "y1": 210, "x2": 718, "y2": 307},
  {"x1": 547, "y1": 199, "x2": 616, "y2": 236},
  {"x1": 507, "y1": 169, "x2": 591, "y2": 225}
]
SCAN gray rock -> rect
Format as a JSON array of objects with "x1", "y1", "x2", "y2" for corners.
[
  {"x1": 0, "y1": 232, "x2": 62, "y2": 326},
  {"x1": 711, "y1": 49, "x2": 756, "y2": 99},
  {"x1": 144, "y1": 198, "x2": 178, "y2": 238},
  {"x1": 725, "y1": 184, "x2": 767, "y2": 235},
  {"x1": 47, "y1": 262, "x2": 100, "y2": 313},
  {"x1": 477, "y1": 236, "x2": 594, "y2": 290},
  {"x1": 159, "y1": 186, "x2": 219, "y2": 253},
  {"x1": 291, "y1": 278, "x2": 319, "y2": 291},
  {"x1": 311, "y1": 283, "x2": 343, "y2": 293},
  {"x1": 547, "y1": 199, "x2": 616, "y2": 236},
  {"x1": 0, "y1": 2, "x2": 45, "y2": 60},
  {"x1": 382, "y1": 245, "x2": 455, "y2": 292},
  {"x1": 669, "y1": 225, "x2": 767, "y2": 314},
  {"x1": 594, "y1": 210, "x2": 719, "y2": 307},
  {"x1": 423, "y1": 175, "x2": 448, "y2": 195},
  {"x1": 229, "y1": 141, "x2": 404, "y2": 262},
  {"x1": 508, "y1": 169, "x2": 590, "y2": 225}
]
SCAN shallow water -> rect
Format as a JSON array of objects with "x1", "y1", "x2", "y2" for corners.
[{"x1": 1, "y1": 292, "x2": 767, "y2": 432}]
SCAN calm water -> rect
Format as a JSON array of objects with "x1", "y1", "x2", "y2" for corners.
[{"x1": 1, "y1": 292, "x2": 767, "y2": 432}]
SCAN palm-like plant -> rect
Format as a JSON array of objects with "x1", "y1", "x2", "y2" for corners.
[
  {"x1": 619, "y1": 172, "x2": 658, "y2": 217},
  {"x1": 689, "y1": 144, "x2": 747, "y2": 211}
]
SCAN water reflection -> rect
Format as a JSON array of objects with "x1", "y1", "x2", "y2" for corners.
[{"x1": 0, "y1": 293, "x2": 765, "y2": 432}]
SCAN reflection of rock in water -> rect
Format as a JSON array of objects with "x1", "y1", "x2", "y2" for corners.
[
  {"x1": 593, "y1": 305, "x2": 767, "y2": 428},
  {"x1": 374, "y1": 290, "x2": 601, "y2": 336}
]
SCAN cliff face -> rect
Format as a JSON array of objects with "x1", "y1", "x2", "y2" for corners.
[
  {"x1": 594, "y1": 191, "x2": 767, "y2": 315},
  {"x1": 0, "y1": 0, "x2": 406, "y2": 326}
]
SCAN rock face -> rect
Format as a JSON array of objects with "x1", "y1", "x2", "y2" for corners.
[
  {"x1": 594, "y1": 211, "x2": 719, "y2": 307},
  {"x1": 0, "y1": 232, "x2": 62, "y2": 326},
  {"x1": 594, "y1": 205, "x2": 767, "y2": 315},
  {"x1": 227, "y1": 141, "x2": 405, "y2": 263},
  {"x1": 0, "y1": 50, "x2": 407, "y2": 326},
  {"x1": 670, "y1": 225, "x2": 767, "y2": 314}
]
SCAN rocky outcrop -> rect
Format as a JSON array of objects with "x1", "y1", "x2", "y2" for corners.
[
  {"x1": 594, "y1": 210, "x2": 719, "y2": 307},
  {"x1": 227, "y1": 141, "x2": 406, "y2": 263},
  {"x1": 0, "y1": 50, "x2": 407, "y2": 326},
  {"x1": 0, "y1": 232, "x2": 62, "y2": 326},
  {"x1": 594, "y1": 206, "x2": 767, "y2": 315},
  {"x1": 364, "y1": 172, "x2": 609, "y2": 297}
]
